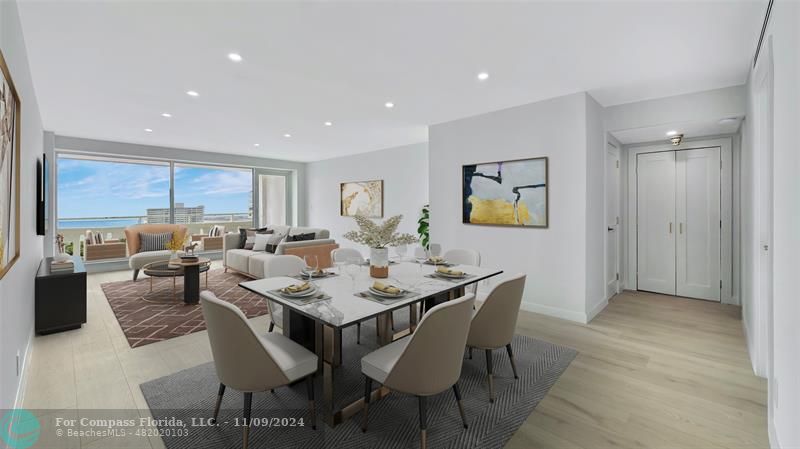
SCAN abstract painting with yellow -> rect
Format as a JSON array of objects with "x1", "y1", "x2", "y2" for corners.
[{"x1": 468, "y1": 196, "x2": 531, "y2": 225}]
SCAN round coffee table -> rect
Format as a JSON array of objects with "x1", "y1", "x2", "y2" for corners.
[{"x1": 142, "y1": 258, "x2": 211, "y2": 304}]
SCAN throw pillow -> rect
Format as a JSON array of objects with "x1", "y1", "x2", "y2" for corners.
[
  {"x1": 238, "y1": 227, "x2": 271, "y2": 249},
  {"x1": 287, "y1": 232, "x2": 316, "y2": 242},
  {"x1": 139, "y1": 232, "x2": 173, "y2": 252},
  {"x1": 253, "y1": 233, "x2": 271, "y2": 252},
  {"x1": 265, "y1": 233, "x2": 287, "y2": 253}
]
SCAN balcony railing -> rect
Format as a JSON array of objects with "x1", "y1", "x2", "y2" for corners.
[{"x1": 57, "y1": 213, "x2": 252, "y2": 262}]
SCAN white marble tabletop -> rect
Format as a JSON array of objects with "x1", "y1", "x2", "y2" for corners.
[{"x1": 239, "y1": 261, "x2": 502, "y2": 328}]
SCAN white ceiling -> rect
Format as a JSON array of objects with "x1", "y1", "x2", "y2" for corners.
[
  {"x1": 611, "y1": 117, "x2": 744, "y2": 144},
  {"x1": 18, "y1": 1, "x2": 764, "y2": 162}
]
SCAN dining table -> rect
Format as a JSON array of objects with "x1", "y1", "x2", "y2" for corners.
[{"x1": 239, "y1": 260, "x2": 503, "y2": 427}]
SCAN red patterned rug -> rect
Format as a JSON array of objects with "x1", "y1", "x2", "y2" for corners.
[{"x1": 101, "y1": 268, "x2": 268, "y2": 348}]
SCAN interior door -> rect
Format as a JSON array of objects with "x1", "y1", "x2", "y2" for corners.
[
  {"x1": 605, "y1": 144, "x2": 620, "y2": 299},
  {"x1": 637, "y1": 152, "x2": 676, "y2": 295},
  {"x1": 675, "y1": 148, "x2": 721, "y2": 301}
]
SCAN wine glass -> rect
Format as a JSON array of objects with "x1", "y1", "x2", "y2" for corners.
[
  {"x1": 395, "y1": 244, "x2": 408, "y2": 262},
  {"x1": 414, "y1": 247, "x2": 429, "y2": 274},
  {"x1": 304, "y1": 255, "x2": 319, "y2": 282},
  {"x1": 344, "y1": 257, "x2": 361, "y2": 288}
]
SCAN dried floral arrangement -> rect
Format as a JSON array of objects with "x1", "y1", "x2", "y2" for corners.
[{"x1": 344, "y1": 215, "x2": 417, "y2": 249}]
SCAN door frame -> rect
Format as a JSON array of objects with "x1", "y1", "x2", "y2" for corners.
[
  {"x1": 605, "y1": 141, "x2": 621, "y2": 299},
  {"x1": 625, "y1": 137, "x2": 735, "y2": 304}
]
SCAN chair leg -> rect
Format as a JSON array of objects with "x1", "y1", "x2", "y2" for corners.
[
  {"x1": 306, "y1": 374, "x2": 317, "y2": 430},
  {"x1": 133, "y1": 269, "x2": 139, "y2": 281},
  {"x1": 469, "y1": 347, "x2": 473, "y2": 360},
  {"x1": 211, "y1": 383, "x2": 225, "y2": 424},
  {"x1": 390, "y1": 313, "x2": 394, "y2": 331},
  {"x1": 361, "y1": 375, "x2": 372, "y2": 432},
  {"x1": 243, "y1": 392, "x2": 253, "y2": 449},
  {"x1": 452, "y1": 383, "x2": 468, "y2": 429},
  {"x1": 485, "y1": 349, "x2": 495, "y2": 403},
  {"x1": 506, "y1": 344, "x2": 519, "y2": 379},
  {"x1": 418, "y1": 395, "x2": 428, "y2": 449},
  {"x1": 268, "y1": 321, "x2": 275, "y2": 333},
  {"x1": 357, "y1": 322, "x2": 361, "y2": 344}
]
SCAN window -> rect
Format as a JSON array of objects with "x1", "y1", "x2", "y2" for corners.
[
  {"x1": 174, "y1": 163, "x2": 253, "y2": 236},
  {"x1": 57, "y1": 155, "x2": 170, "y2": 257}
]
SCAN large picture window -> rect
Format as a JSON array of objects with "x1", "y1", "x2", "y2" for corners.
[{"x1": 56, "y1": 154, "x2": 255, "y2": 261}]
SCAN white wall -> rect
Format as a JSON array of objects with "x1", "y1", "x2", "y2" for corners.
[
  {"x1": 429, "y1": 92, "x2": 597, "y2": 323},
  {"x1": 585, "y1": 94, "x2": 607, "y2": 319},
  {"x1": 742, "y1": 2, "x2": 800, "y2": 448},
  {"x1": 305, "y1": 143, "x2": 428, "y2": 254},
  {"x1": 0, "y1": 0, "x2": 44, "y2": 410}
]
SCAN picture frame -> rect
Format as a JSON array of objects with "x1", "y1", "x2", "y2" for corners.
[
  {"x1": 340, "y1": 179, "x2": 384, "y2": 218},
  {"x1": 462, "y1": 156, "x2": 548, "y2": 228},
  {"x1": 0, "y1": 47, "x2": 21, "y2": 280}
]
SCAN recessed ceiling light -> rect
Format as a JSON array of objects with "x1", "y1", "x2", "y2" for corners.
[
  {"x1": 385, "y1": 102, "x2": 395, "y2": 108},
  {"x1": 253, "y1": 143, "x2": 260, "y2": 147},
  {"x1": 186, "y1": 90, "x2": 199, "y2": 97},
  {"x1": 477, "y1": 72, "x2": 490, "y2": 81},
  {"x1": 283, "y1": 133, "x2": 292, "y2": 138},
  {"x1": 324, "y1": 121, "x2": 333, "y2": 126},
  {"x1": 666, "y1": 130, "x2": 678, "y2": 136},
  {"x1": 227, "y1": 53, "x2": 243, "y2": 62},
  {"x1": 161, "y1": 113, "x2": 172, "y2": 118},
  {"x1": 144, "y1": 128, "x2": 153, "y2": 133}
]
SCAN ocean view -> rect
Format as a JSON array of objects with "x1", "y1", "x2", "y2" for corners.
[{"x1": 58, "y1": 218, "x2": 142, "y2": 229}]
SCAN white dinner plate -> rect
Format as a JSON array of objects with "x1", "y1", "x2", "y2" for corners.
[
  {"x1": 368, "y1": 287, "x2": 406, "y2": 298},
  {"x1": 281, "y1": 285, "x2": 318, "y2": 298}
]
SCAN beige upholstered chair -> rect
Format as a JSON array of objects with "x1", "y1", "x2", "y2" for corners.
[
  {"x1": 200, "y1": 291, "x2": 317, "y2": 449},
  {"x1": 262, "y1": 255, "x2": 306, "y2": 332},
  {"x1": 330, "y1": 247, "x2": 365, "y2": 264},
  {"x1": 361, "y1": 294, "x2": 475, "y2": 449},
  {"x1": 466, "y1": 274, "x2": 526, "y2": 402}
]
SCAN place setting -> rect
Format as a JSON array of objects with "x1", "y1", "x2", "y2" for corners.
[
  {"x1": 269, "y1": 280, "x2": 331, "y2": 305},
  {"x1": 355, "y1": 280, "x2": 419, "y2": 304},
  {"x1": 425, "y1": 265, "x2": 477, "y2": 283}
]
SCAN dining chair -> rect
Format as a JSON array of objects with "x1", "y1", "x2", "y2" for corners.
[
  {"x1": 360, "y1": 293, "x2": 475, "y2": 449},
  {"x1": 466, "y1": 274, "x2": 526, "y2": 402},
  {"x1": 443, "y1": 249, "x2": 481, "y2": 294},
  {"x1": 200, "y1": 291, "x2": 318, "y2": 449},
  {"x1": 429, "y1": 243, "x2": 442, "y2": 257},
  {"x1": 262, "y1": 255, "x2": 306, "y2": 332}
]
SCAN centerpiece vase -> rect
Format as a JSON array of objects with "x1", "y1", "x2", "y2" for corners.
[{"x1": 370, "y1": 247, "x2": 389, "y2": 278}]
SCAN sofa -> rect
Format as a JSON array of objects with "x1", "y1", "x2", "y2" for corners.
[
  {"x1": 124, "y1": 224, "x2": 188, "y2": 281},
  {"x1": 223, "y1": 225, "x2": 339, "y2": 279}
]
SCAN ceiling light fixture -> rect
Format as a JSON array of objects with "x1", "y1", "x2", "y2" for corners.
[
  {"x1": 253, "y1": 143, "x2": 260, "y2": 147},
  {"x1": 161, "y1": 113, "x2": 172, "y2": 118},
  {"x1": 227, "y1": 53, "x2": 243, "y2": 62},
  {"x1": 384, "y1": 102, "x2": 395, "y2": 108},
  {"x1": 666, "y1": 130, "x2": 678, "y2": 136},
  {"x1": 186, "y1": 90, "x2": 199, "y2": 97},
  {"x1": 284, "y1": 133, "x2": 292, "y2": 138},
  {"x1": 144, "y1": 128, "x2": 153, "y2": 133},
  {"x1": 670, "y1": 134, "x2": 684, "y2": 146},
  {"x1": 324, "y1": 121, "x2": 333, "y2": 126},
  {"x1": 477, "y1": 72, "x2": 490, "y2": 81}
]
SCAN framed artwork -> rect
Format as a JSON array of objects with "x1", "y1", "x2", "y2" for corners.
[
  {"x1": 462, "y1": 157, "x2": 548, "y2": 228},
  {"x1": 340, "y1": 180, "x2": 383, "y2": 218},
  {"x1": 0, "y1": 48, "x2": 21, "y2": 279}
]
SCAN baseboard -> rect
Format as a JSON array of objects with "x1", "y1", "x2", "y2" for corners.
[
  {"x1": 769, "y1": 417, "x2": 781, "y2": 449},
  {"x1": 520, "y1": 301, "x2": 587, "y2": 323},
  {"x1": 12, "y1": 330, "x2": 33, "y2": 411},
  {"x1": 586, "y1": 298, "x2": 609, "y2": 323}
]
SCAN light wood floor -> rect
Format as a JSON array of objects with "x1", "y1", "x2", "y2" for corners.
[{"x1": 23, "y1": 264, "x2": 768, "y2": 448}]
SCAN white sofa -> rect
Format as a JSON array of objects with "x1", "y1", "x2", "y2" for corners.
[{"x1": 223, "y1": 225, "x2": 338, "y2": 278}]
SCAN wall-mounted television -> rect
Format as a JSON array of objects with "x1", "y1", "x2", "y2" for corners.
[{"x1": 36, "y1": 153, "x2": 48, "y2": 236}]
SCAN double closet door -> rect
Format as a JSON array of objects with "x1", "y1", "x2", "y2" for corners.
[{"x1": 637, "y1": 147, "x2": 721, "y2": 301}]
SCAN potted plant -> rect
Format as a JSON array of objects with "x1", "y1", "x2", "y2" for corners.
[
  {"x1": 417, "y1": 204, "x2": 430, "y2": 250},
  {"x1": 344, "y1": 215, "x2": 417, "y2": 278}
]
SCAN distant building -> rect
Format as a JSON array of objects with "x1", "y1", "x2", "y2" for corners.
[{"x1": 146, "y1": 203, "x2": 205, "y2": 224}]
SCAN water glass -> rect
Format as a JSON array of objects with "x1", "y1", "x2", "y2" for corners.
[
  {"x1": 395, "y1": 244, "x2": 408, "y2": 261},
  {"x1": 304, "y1": 255, "x2": 319, "y2": 281}
]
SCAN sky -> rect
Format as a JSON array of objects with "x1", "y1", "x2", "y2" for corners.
[{"x1": 57, "y1": 157, "x2": 252, "y2": 218}]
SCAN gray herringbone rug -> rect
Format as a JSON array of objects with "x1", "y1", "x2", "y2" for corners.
[{"x1": 141, "y1": 311, "x2": 576, "y2": 449}]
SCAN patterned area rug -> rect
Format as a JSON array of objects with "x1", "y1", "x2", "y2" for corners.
[
  {"x1": 101, "y1": 269, "x2": 267, "y2": 348},
  {"x1": 140, "y1": 314, "x2": 577, "y2": 449}
]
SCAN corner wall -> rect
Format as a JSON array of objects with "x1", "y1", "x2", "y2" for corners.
[
  {"x1": 305, "y1": 143, "x2": 428, "y2": 252},
  {"x1": 429, "y1": 92, "x2": 597, "y2": 323},
  {"x1": 0, "y1": 0, "x2": 45, "y2": 410}
]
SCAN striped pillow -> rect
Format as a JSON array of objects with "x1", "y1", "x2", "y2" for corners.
[{"x1": 139, "y1": 232, "x2": 173, "y2": 252}]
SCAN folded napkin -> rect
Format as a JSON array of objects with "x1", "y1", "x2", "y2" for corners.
[
  {"x1": 282, "y1": 282, "x2": 311, "y2": 293},
  {"x1": 428, "y1": 256, "x2": 446, "y2": 264},
  {"x1": 372, "y1": 281, "x2": 402, "y2": 294},
  {"x1": 436, "y1": 266, "x2": 464, "y2": 276}
]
